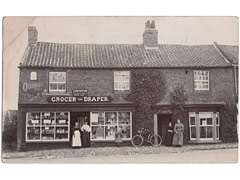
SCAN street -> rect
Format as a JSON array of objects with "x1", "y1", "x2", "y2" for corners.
[{"x1": 3, "y1": 148, "x2": 238, "y2": 163}]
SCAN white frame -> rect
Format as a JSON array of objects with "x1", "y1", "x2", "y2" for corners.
[
  {"x1": 25, "y1": 111, "x2": 70, "y2": 142},
  {"x1": 216, "y1": 112, "x2": 220, "y2": 140},
  {"x1": 49, "y1": 72, "x2": 67, "y2": 92},
  {"x1": 199, "y1": 112, "x2": 214, "y2": 140},
  {"x1": 30, "y1": 71, "x2": 37, "y2": 80},
  {"x1": 194, "y1": 70, "x2": 209, "y2": 91},
  {"x1": 90, "y1": 111, "x2": 132, "y2": 141},
  {"x1": 114, "y1": 71, "x2": 130, "y2": 91},
  {"x1": 189, "y1": 112, "x2": 197, "y2": 140}
]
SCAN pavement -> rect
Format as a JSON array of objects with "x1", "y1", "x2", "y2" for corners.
[
  {"x1": 3, "y1": 148, "x2": 238, "y2": 163},
  {"x1": 1, "y1": 142, "x2": 238, "y2": 163}
]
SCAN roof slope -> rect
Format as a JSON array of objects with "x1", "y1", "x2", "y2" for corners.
[
  {"x1": 217, "y1": 45, "x2": 238, "y2": 64},
  {"x1": 19, "y1": 42, "x2": 237, "y2": 68}
]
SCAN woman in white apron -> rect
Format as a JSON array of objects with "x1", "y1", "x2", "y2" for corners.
[{"x1": 72, "y1": 122, "x2": 82, "y2": 148}]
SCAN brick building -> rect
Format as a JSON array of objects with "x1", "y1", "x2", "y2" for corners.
[{"x1": 17, "y1": 21, "x2": 238, "y2": 151}]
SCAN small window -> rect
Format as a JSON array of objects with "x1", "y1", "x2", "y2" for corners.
[
  {"x1": 194, "y1": 70, "x2": 209, "y2": 91},
  {"x1": 49, "y1": 72, "x2": 66, "y2": 93},
  {"x1": 114, "y1": 71, "x2": 130, "y2": 91},
  {"x1": 189, "y1": 112, "x2": 196, "y2": 140},
  {"x1": 30, "y1": 72, "x2": 37, "y2": 80}
]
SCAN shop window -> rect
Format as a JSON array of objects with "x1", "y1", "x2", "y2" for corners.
[
  {"x1": 30, "y1": 72, "x2": 37, "y2": 80},
  {"x1": 90, "y1": 111, "x2": 132, "y2": 141},
  {"x1": 49, "y1": 72, "x2": 66, "y2": 93},
  {"x1": 114, "y1": 71, "x2": 130, "y2": 91},
  {"x1": 26, "y1": 112, "x2": 70, "y2": 141},
  {"x1": 194, "y1": 70, "x2": 209, "y2": 91},
  {"x1": 189, "y1": 112, "x2": 220, "y2": 141},
  {"x1": 189, "y1": 112, "x2": 196, "y2": 140},
  {"x1": 199, "y1": 112, "x2": 214, "y2": 139}
]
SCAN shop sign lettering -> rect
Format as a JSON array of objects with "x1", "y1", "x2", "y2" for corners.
[
  {"x1": 72, "y1": 89, "x2": 88, "y2": 96},
  {"x1": 48, "y1": 96, "x2": 112, "y2": 103},
  {"x1": 23, "y1": 82, "x2": 43, "y2": 92}
]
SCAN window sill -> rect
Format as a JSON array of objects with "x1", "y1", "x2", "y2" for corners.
[
  {"x1": 188, "y1": 140, "x2": 222, "y2": 144},
  {"x1": 46, "y1": 93, "x2": 70, "y2": 96}
]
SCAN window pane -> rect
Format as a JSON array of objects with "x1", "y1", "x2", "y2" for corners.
[
  {"x1": 119, "y1": 125, "x2": 131, "y2": 138},
  {"x1": 91, "y1": 126, "x2": 104, "y2": 140},
  {"x1": 118, "y1": 112, "x2": 131, "y2": 125},
  {"x1": 50, "y1": 73, "x2": 58, "y2": 82},
  {"x1": 56, "y1": 112, "x2": 69, "y2": 125},
  {"x1": 58, "y1": 73, "x2": 66, "y2": 82},
  {"x1": 56, "y1": 127, "x2": 68, "y2": 140},
  {"x1": 191, "y1": 127, "x2": 196, "y2": 139},
  {"x1": 105, "y1": 125, "x2": 117, "y2": 140},
  {"x1": 27, "y1": 127, "x2": 40, "y2": 140},
  {"x1": 190, "y1": 117, "x2": 196, "y2": 125},
  {"x1": 58, "y1": 83, "x2": 66, "y2": 90},
  {"x1": 91, "y1": 112, "x2": 104, "y2": 125},
  {"x1": 200, "y1": 118, "x2": 206, "y2": 126},
  {"x1": 207, "y1": 118, "x2": 213, "y2": 125},
  {"x1": 216, "y1": 126, "x2": 219, "y2": 139},
  {"x1": 207, "y1": 127, "x2": 213, "y2": 138},
  {"x1": 50, "y1": 83, "x2": 58, "y2": 90},
  {"x1": 200, "y1": 127, "x2": 207, "y2": 138},
  {"x1": 105, "y1": 112, "x2": 117, "y2": 125},
  {"x1": 42, "y1": 112, "x2": 55, "y2": 125},
  {"x1": 27, "y1": 112, "x2": 40, "y2": 125},
  {"x1": 42, "y1": 126, "x2": 54, "y2": 140}
]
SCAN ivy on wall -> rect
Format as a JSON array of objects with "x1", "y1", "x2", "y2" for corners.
[{"x1": 126, "y1": 69, "x2": 166, "y2": 133}]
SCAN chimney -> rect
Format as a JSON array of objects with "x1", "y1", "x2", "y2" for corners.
[
  {"x1": 28, "y1": 26, "x2": 38, "y2": 45},
  {"x1": 143, "y1": 20, "x2": 158, "y2": 48}
]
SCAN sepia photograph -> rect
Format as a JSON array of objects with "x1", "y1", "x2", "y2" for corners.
[{"x1": 1, "y1": 16, "x2": 239, "y2": 163}]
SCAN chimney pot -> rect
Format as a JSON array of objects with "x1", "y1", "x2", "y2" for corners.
[
  {"x1": 143, "y1": 20, "x2": 158, "y2": 48},
  {"x1": 28, "y1": 26, "x2": 38, "y2": 45}
]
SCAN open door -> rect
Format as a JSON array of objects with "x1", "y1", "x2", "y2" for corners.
[{"x1": 158, "y1": 114, "x2": 172, "y2": 144}]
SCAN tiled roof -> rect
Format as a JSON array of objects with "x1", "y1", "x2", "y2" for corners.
[
  {"x1": 20, "y1": 42, "x2": 238, "y2": 68},
  {"x1": 217, "y1": 45, "x2": 238, "y2": 64}
]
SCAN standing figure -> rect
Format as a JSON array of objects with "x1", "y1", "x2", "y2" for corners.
[
  {"x1": 172, "y1": 119, "x2": 184, "y2": 147},
  {"x1": 81, "y1": 121, "x2": 91, "y2": 147},
  {"x1": 72, "y1": 122, "x2": 82, "y2": 148},
  {"x1": 165, "y1": 122, "x2": 174, "y2": 146}
]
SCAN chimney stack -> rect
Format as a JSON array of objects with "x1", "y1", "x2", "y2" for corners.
[
  {"x1": 28, "y1": 26, "x2": 38, "y2": 45},
  {"x1": 143, "y1": 20, "x2": 158, "y2": 48}
]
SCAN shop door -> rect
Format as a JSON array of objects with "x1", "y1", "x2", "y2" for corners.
[
  {"x1": 158, "y1": 114, "x2": 172, "y2": 144},
  {"x1": 70, "y1": 112, "x2": 90, "y2": 141}
]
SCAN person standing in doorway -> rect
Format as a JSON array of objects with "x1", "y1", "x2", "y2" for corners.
[
  {"x1": 81, "y1": 121, "x2": 91, "y2": 147},
  {"x1": 165, "y1": 122, "x2": 174, "y2": 146},
  {"x1": 172, "y1": 119, "x2": 184, "y2": 147},
  {"x1": 72, "y1": 122, "x2": 82, "y2": 148}
]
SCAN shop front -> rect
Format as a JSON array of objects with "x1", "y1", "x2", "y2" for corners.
[
  {"x1": 152, "y1": 103, "x2": 224, "y2": 145},
  {"x1": 17, "y1": 102, "x2": 137, "y2": 151}
]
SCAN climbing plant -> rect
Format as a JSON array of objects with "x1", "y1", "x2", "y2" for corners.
[{"x1": 126, "y1": 69, "x2": 166, "y2": 133}]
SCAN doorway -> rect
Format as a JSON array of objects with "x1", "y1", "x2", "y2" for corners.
[
  {"x1": 70, "y1": 112, "x2": 90, "y2": 142},
  {"x1": 158, "y1": 114, "x2": 172, "y2": 144}
]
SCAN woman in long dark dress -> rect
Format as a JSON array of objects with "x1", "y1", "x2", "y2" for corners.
[
  {"x1": 172, "y1": 119, "x2": 184, "y2": 147},
  {"x1": 165, "y1": 122, "x2": 174, "y2": 146},
  {"x1": 81, "y1": 121, "x2": 91, "y2": 147}
]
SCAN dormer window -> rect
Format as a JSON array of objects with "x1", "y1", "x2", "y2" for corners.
[
  {"x1": 30, "y1": 72, "x2": 37, "y2": 80},
  {"x1": 194, "y1": 70, "x2": 209, "y2": 91}
]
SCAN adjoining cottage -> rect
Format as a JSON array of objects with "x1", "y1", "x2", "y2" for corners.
[{"x1": 17, "y1": 20, "x2": 238, "y2": 151}]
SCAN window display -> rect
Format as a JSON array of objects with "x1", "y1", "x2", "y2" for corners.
[
  {"x1": 90, "y1": 111, "x2": 132, "y2": 141},
  {"x1": 26, "y1": 112, "x2": 70, "y2": 141}
]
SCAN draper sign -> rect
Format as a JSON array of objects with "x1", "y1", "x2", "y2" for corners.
[{"x1": 48, "y1": 96, "x2": 112, "y2": 103}]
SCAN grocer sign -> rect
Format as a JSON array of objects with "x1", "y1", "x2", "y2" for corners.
[{"x1": 48, "y1": 96, "x2": 112, "y2": 103}]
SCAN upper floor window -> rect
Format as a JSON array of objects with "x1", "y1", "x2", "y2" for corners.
[
  {"x1": 49, "y1": 72, "x2": 66, "y2": 93},
  {"x1": 114, "y1": 71, "x2": 130, "y2": 91},
  {"x1": 194, "y1": 70, "x2": 209, "y2": 91},
  {"x1": 30, "y1": 72, "x2": 37, "y2": 80}
]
